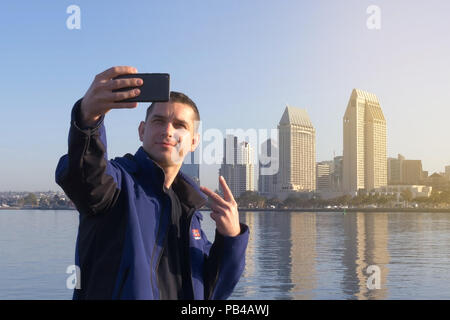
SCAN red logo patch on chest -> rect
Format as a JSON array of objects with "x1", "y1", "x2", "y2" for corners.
[{"x1": 192, "y1": 229, "x2": 201, "y2": 240}]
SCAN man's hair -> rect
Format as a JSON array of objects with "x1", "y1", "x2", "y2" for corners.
[{"x1": 145, "y1": 91, "x2": 200, "y2": 125}]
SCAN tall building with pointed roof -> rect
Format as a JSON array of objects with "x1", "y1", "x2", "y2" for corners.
[
  {"x1": 343, "y1": 89, "x2": 387, "y2": 194},
  {"x1": 278, "y1": 105, "x2": 316, "y2": 192}
]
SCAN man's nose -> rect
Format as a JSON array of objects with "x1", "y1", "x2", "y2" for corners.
[{"x1": 161, "y1": 121, "x2": 175, "y2": 137}]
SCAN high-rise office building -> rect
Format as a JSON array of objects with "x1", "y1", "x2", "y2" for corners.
[
  {"x1": 180, "y1": 148, "x2": 200, "y2": 185},
  {"x1": 387, "y1": 154, "x2": 405, "y2": 185},
  {"x1": 343, "y1": 89, "x2": 387, "y2": 194},
  {"x1": 402, "y1": 160, "x2": 423, "y2": 185},
  {"x1": 219, "y1": 135, "x2": 255, "y2": 198},
  {"x1": 237, "y1": 141, "x2": 255, "y2": 195},
  {"x1": 387, "y1": 154, "x2": 424, "y2": 185},
  {"x1": 332, "y1": 156, "x2": 343, "y2": 191},
  {"x1": 316, "y1": 161, "x2": 332, "y2": 191},
  {"x1": 258, "y1": 138, "x2": 279, "y2": 194},
  {"x1": 220, "y1": 135, "x2": 238, "y2": 196},
  {"x1": 445, "y1": 166, "x2": 450, "y2": 181},
  {"x1": 278, "y1": 105, "x2": 316, "y2": 192}
]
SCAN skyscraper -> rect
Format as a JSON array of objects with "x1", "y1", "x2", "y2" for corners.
[
  {"x1": 445, "y1": 166, "x2": 450, "y2": 181},
  {"x1": 387, "y1": 154, "x2": 425, "y2": 185},
  {"x1": 332, "y1": 156, "x2": 343, "y2": 191},
  {"x1": 237, "y1": 141, "x2": 255, "y2": 195},
  {"x1": 180, "y1": 148, "x2": 200, "y2": 185},
  {"x1": 278, "y1": 105, "x2": 316, "y2": 192},
  {"x1": 258, "y1": 138, "x2": 279, "y2": 195},
  {"x1": 219, "y1": 135, "x2": 255, "y2": 198},
  {"x1": 387, "y1": 154, "x2": 405, "y2": 185},
  {"x1": 343, "y1": 89, "x2": 387, "y2": 194},
  {"x1": 402, "y1": 160, "x2": 423, "y2": 185},
  {"x1": 316, "y1": 161, "x2": 332, "y2": 191}
]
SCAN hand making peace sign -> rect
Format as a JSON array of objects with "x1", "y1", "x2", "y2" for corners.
[{"x1": 200, "y1": 176, "x2": 241, "y2": 237}]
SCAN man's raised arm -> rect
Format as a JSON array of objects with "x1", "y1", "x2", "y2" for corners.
[{"x1": 55, "y1": 66, "x2": 143, "y2": 216}]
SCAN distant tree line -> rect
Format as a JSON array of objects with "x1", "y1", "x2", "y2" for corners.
[
  {"x1": 11, "y1": 193, "x2": 74, "y2": 209},
  {"x1": 8, "y1": 188, "x2": 450, "y2": 210},
  {"x1": 233, "y1": 189, "x2": 450, "y2": 209}
]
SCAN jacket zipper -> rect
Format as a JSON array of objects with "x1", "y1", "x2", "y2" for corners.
[
  {"x1": 189, "y1": 208, "x2": 221, "y2": 300},
  {"x1": 208, "y1": 259, "x2": 222, "y2": 300},
  {"x1": 149, "y1": 199, "x2": 167, "y2": 298},
  {"x1": 117, "y1": 267, "x2": 130, "y2": 299},
  {"x1": 154, "y1": 216, "x2": 169, "y2": 299},
  {"x1": 187, "y1": 208, "x2": 196, "y2": 299},
  {"x1": 206, "y1": 212, "x2": 223, "y2": 300}
]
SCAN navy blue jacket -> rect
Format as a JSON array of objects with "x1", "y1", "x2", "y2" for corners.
[{"x1": 55, "y1": 99, "x2": 249, "y2": 299}]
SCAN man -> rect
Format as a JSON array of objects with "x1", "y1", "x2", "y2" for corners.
[{"x1": 55, "y1": 66, "x2": 249, "y2": 300}]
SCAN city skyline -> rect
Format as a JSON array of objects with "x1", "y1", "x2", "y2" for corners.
[
  {"x1": 3, "y1": 85, "x2": 450, "y2": 195},
  {"x1": 182, "y1": 88, "x2": 449, "y2": 199},
  {"x1": 3, "y1": 89, "x2": 450, "y2": 193},
  {"x1": 2, "y1": 1, "x2": 450, "y2": 192}
]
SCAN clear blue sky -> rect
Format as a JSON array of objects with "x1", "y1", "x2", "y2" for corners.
[{"x1": 1, "y1": 0, "x2": 450, "y2": 192}]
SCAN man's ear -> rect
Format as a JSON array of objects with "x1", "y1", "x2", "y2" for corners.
[
  {"x1": 190, "y1": 132, "x2": 200, "y2": 152},
  {"x1": 138, "y1": 121, "x2": 145, "y2": 142}
]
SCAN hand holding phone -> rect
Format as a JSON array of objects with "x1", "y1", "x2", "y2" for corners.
[
  {"x1": 80, "y1": 66, "x2": 143, "y2": 127},
  {"x1": 113, "y1": 73, "x2": 170, "y2": 103}
]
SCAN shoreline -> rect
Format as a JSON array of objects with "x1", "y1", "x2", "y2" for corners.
[
  {"x1": 2, "y1": 207, "x2": 450, "y2": 213},
  {"x1": 232, "y1": 208, "x2": 450, "y2": 213},
  {"x1": 204, "y1": 207, "x2": 450, "y2": 213}
]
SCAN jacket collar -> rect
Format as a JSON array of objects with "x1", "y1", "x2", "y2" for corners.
[{"x1": 133, "y1": 146, "x2": 207, "y2": 210}]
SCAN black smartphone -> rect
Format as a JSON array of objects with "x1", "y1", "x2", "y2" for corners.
[{"x1": 112, "y1": 73, "x2": 170, "y2": 102}]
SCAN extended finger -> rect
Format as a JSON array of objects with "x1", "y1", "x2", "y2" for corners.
[
  {"x1": 97, "y1": 66, "x2": 137, "y2": 81},
  {"x1": 219, "y1": 175, "x2": 235, "y2": 203}
]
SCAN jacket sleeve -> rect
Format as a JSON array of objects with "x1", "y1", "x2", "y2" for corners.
[
  {"x1": 55, "y1": 98, "x2": 122, "y2": 216},
  {"x1": 204, "y1": 223, "x2": 249, "y2": 300}
]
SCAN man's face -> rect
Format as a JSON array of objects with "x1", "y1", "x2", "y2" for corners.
[{"x1": 138, "y1": 101, "x2": 200, "y2": 168}]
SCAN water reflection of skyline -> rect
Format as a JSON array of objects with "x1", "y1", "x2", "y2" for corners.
[
  {"x1": 238, "y1": 211, "x2": 392, "y2": 300},
  {"x1": 1, "y1": 210, "x2": 448, "y2": 299},
  {"x1": 290, "y1": 212, "x2": 317, "y2": 299},
  {"x1": 342, "y1": 212, "x2": 390, "y2": 299}
]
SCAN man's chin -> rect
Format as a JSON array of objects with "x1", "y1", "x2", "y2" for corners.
[{"x1": 152, "y1": 153, "x2": 185, "y2": 167}]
